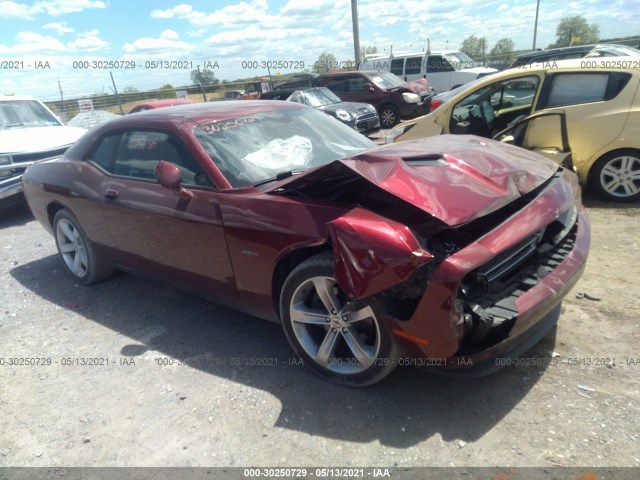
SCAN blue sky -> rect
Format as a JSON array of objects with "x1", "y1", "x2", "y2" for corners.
[{"x1": 1, "y1": 0, "x2": 638, "y2": 100}]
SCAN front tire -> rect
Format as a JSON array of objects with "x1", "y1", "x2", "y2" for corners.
[
  {"x1": 279, "y1": 252, "x2": 398, "y2": 387},
  {"x1": 53, "y1": 209, "x2": 114, "y2": 285},
  {"x1": 379, "y1": 105, "x2": 400, "y2": 129},
  {"x1": 590, "y1": 149, "x2": 640, "y2": 202}
]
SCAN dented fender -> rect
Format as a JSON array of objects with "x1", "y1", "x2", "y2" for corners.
[{"x1": 327, "y1": 207, "x2": 433, "y2": 300}]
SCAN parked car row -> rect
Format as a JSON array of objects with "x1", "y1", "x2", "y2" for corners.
[
  {"x1": 510, "y1": 43, "x2": 640, "y2": 68},
  {"x1": 264, "y1": 70, "x2": 433, "y2": 129}
]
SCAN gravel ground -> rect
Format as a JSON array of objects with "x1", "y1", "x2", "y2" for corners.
[{"x1": 1, "y1": 191, "x2": 639, "y2": 471}]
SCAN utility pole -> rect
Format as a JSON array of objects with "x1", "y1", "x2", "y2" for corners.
[
  {"x1": 533, "y1": 0, "x2": 540, "y2": 49},
  {"x1": 351, "y1": 0, "x2": 361, "y2": 68},
  {"x1": 109, "y1": 71, "x2": 124, "y2": 115},
  {"x1": 57, "y1": 79, "x2": 68, "y2": 122}
]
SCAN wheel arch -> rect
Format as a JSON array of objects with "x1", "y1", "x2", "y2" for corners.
[
  {"x1": 587, "y1": 147, "x2": 640, "y2": 186},
  {"x1": 47, "y1": 202, "x2": 67, "y2": 229},
  {"x1": 271, "y1": 243, "x2": 333, "y2": 320}
]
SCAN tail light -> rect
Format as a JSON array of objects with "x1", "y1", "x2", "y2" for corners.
[{"x1": 430, "y1": 99, "x2": 443, "y2": 112}]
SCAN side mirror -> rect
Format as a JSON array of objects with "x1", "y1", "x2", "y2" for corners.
[
  {"x1": 366, "y1": 83, "x2": 375, "y2": 92},
  {"x1": 155, "y1": 160, "x2": 193, "y2": 200}
]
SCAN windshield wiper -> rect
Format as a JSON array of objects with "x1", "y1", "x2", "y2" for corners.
[{"x1": 253, "y1": 170, "x2": 297, "y2": 187}]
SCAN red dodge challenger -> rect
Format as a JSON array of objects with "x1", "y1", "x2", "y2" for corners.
[{"x1": 22, "y1": 101, "x2": 590, "y2": 386}]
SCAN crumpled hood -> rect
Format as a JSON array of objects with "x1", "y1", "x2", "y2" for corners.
[
  {"x1": 401, "y1": 78, "x2": 430, "y2": 94},
  {"x1": 0, "y1": 125, "x2": 86, "y2": 154},
  {"x1": 270, "y1": 135, "x2": 559, "y2": 227}
]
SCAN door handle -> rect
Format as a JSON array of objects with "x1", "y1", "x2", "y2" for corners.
[{"x1": 105, "y1": 189, "x2": 119, "y2": 200}]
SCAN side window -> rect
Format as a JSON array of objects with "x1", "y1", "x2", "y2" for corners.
[
  {"x1": 326, "y1": 77, "x2": 346, "y2": 93},
  {"x1": 390, "y1": 59, "x2": 404, "y2": 76},
  {"x1": 112, "y1": 130, "x2": 212, "y2": 187},
  {"x1": 87, "y1": 132, "x2": 121, "y2": 172},
  {"x1": 426, "y1": 55, "x2": 454, "y2": 73},
  {"x1": 348, "y1": 76, "x2": 368, "y2": 93},
  {"x1": 405, "y1": 56, "x2": 422, "y2": 75},
  {"x1": 546, "y1": 73, "x2": 608, "y2": 107},
  {"x1": 451, "y1": 76, "x2": 539, "y2": 136}
]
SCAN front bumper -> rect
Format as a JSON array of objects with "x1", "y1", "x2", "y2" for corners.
[
  {"x1": 385, "y1": 169, "x2": 590, "y2": 371},
  {"x1": 355, "y1": 115, "x2": 381, "y2": 135},
  {"x1": 399, "y1": 93, "x2": 433, "y2": 120},
  {"x1": 0, "y1": 175, "x2": 24, "y2": 202}
]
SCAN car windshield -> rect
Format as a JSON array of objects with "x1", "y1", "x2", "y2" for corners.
[
  {"x1": 367, "y1": 71, "x2": 406, "y2": 89},
  {"x1": 0, "y1": 100, "x2": 62, "y2": 130},
  {"x1": 296, "y1": 88, "x2": 341, "y2": 107},
  {"x1": 194, "y1": 107, "x2": 376, "y2": 188},
  {"x1": 444, "y1": 52, "x2": 476, "y2": 69},
  {"x1": 435, "y1": 77, "x2": 485, "y2": 102}
]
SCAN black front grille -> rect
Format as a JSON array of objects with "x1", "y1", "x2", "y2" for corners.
[
  {"x1": 458, "y1": 205, "x2": 578, "y2": 348},
  {"x1": 0, "y1": 147, "x2": 68, "y2": 179},
  {"x1": 355, "y1": 112, "x2": 380, "y2": 131}
]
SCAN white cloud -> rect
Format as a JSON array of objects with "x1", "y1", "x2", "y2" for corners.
[
  {"x1": 281, "y1": 0, "x2": 343, "y2": 15},
  {"x1": 31, "y1": 0, "x2": 106, "y2": 16},
  {"x1": 0, "y1": 1, "x2": 31, "y2": 18},
  {"x1": 43, "y1": 21, "x2": 74, "y2": 34},
  {"x1": 0, "y1": 31, "x2": 66, "y2": 53},
  {"x1": 0, "y1": 0, "x2": 105, "y2": 19},
  {"x1": 122, "y1": 35, "x2": 192, "y2": 54},
  {"x1": 68, "y1": 29, "x2": 109, "y2": 51},
  {"x1": 151, "y1": 0, "x2": 276, "y2": 28},
  {"x1": 160, "y1": 29, "x2": 180, "y2": 40}
]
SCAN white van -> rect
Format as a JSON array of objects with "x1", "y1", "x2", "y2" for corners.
[{"x1": 359, "y1": 50, "x2": 497, "y2": 93}]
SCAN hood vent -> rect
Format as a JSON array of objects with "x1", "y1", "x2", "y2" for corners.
[{"x1": 402, "y1": 155, "x2": 447, "y2": 167}]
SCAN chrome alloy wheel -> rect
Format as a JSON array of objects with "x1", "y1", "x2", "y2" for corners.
[
  {"x1": 289, "y1": 275, "x2": 381, "y2": 374},
  {"x1": 55, "y1": 218, "x2": 89, "y2": 278},
  {"x1": 599, "y1": 154, "x2": 640, "y2": 198}
]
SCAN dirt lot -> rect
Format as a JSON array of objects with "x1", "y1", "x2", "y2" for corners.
[{"x1": 0, "y1": 192, "x2": 639, "y2": 471}]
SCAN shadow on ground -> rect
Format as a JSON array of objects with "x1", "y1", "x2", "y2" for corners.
[
  {"x1": 11, "y1": 255, "x2": 558, "y2": 448},
  {"x1": 0, "y1": 199, "x2": 33, "y2": 228}
]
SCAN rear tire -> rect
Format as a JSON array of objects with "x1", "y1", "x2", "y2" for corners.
[
  {"x1": 53, "y1": 209, "x2": 114, "y2": 285},
  {"x1": 590, "y1": 149, "x2": 640, "y2": 202},
  {"x1": 279, "y1": 252, "x2": 398, "y2": 387}
]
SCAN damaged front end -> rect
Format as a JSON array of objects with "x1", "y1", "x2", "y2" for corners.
[{"x1": 270, "y1": 136, "x2": 589, "y2": 371}]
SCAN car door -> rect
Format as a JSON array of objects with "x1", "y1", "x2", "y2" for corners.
[
  {"x1": 448, "y1": 75, "x2": 542, "y2": 137},
  {"x1": 425, "y1": 55, "x2": 454, "y2": 93},
  {"x1": 87, "y1": 128, "x2": 237, "y2": 303},
  {"x1": 345, "y1": 75, "x2": 387, "y2": 108},
  {"x1": 493, "y1": 111, "x2": 573, "y2": 169},
  {"x1": 534, "y1": 71, "x2": 636, "y2": 169}
]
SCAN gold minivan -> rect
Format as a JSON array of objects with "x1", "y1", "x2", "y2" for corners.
[{"x1": 387, "y1": 57, "x2": 640, "y2": 202}]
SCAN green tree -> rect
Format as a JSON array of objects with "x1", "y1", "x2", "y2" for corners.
[
  {"x1": 460, "y1": 35, "x2": 488, "y2": 61},
  {"x1": 158, "y1": 84, "x2": 175, "y2": 99},
  {"x1": 122, "y1": 86, "x2": 139, "y2": 93},
  {"x1": 190, "y1": 68, "x2": 219, "y2": 86},
  {"x1": 313, "y1": 52, "x2": 337, "y2": 74},
  {"x1": 550, "y1": 15, "x2": 600, "y2": 47},
  {"x1": 489, "y1": 38, "x2": 515, "y2": 62},
  {"x1": 360, "y1": 45, "x2": 378, "y2": 60}
]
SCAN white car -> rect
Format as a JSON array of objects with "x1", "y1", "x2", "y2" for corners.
[
  {"x1": 0, "y1": 96, "x2": 86, "y2": 206},
  {"x1": 359, "y1": 50, "x2": 496, "y2": 93}
]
